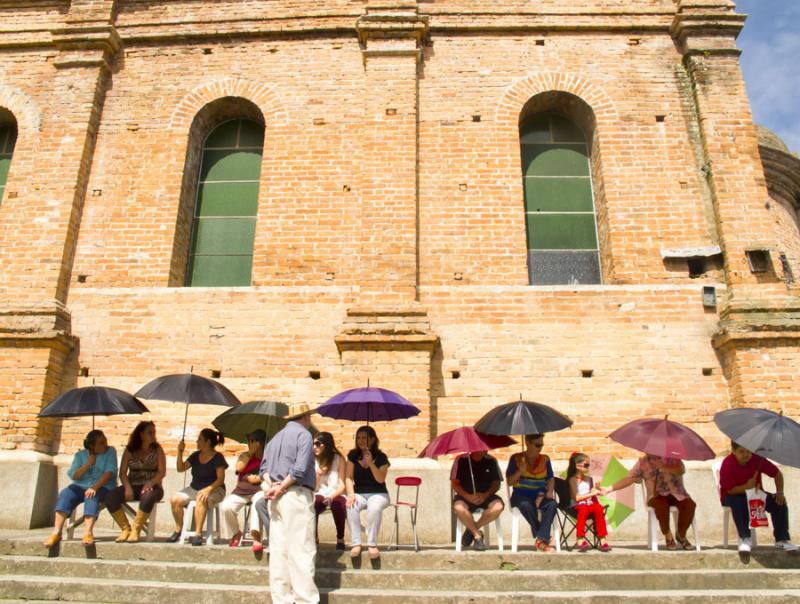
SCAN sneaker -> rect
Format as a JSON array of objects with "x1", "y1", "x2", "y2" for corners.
[
  {"x1": 228, "y1": 531, "x2": 242, "y2": 548},
  {"x1": 775, "y1": 541, "x2": 799, "y2": 552},
  {"x1": 461, "y1": 530, "x2": 474, "y2": 547},
  {"x1": 473, "y1": 535, "x2": 486, "y2": 551},
  {"x1": 738, "y1": 537, "x2": 752, "y2": 553}
]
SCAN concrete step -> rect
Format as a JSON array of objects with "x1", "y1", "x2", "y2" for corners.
[
  {"x1": 0, "y1": 576, "x2": 799, "y2": 604},
  {"x1": 2, "y1": 555, "x2": 800, "y2": 592},
  {"x1": 3, "y1": 539, "x2": 800, "y2": 571}
]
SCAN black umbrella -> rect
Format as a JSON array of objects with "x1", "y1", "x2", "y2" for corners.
[
  {"x1": 39, "y1": 386, "x2": 149, "y2": 429},
  {"x1": 474, "y1": 398, "x2": 573, "y2": 437},
  {"x1": 135, "y1": 373, "x2": 241, "y2": 439},
  {"x1": 212, "y1": 400, "x2": 288, "y2": 444},
  {"x1": 714, "y1": 408, "x2": 800, "y2": 468}
]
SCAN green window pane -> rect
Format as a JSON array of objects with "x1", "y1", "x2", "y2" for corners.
[
  {"x1": 205, "y1": 120, "x2": 240, "y2": 148},
  {"x1": 201, "y1": 150, "x2": 262, "y2": 182},
  {"x1": 527, "y1": 213, "x2": 598, "y2": 250},
  {"x1": 238, "y1": 122, "x2": 265, "y2": 148},
  {"x1": 197, "y1": 182, "x2": 260, "y2": 217},
  {"x1": 522, "y1": 144, "x2": 589, "y2": 177},
  {"x1": 188, "y1": 254, "x2": 252, "y2": 287},
  {"x1": 191, "y1": 217, "x2": 257, "y2": 255},
  {"x1": 519, "y1": 114, "x2": 551, "y2": 143},
  {"x1": 524, "y1": 177, "x2": 593, "y2": 212},
  {"x1": 550, "y1": 115, "x2": 585, "y2": 143},
  {"x1": 0, "y1": 156, "x2": 10, "y2": 184}
]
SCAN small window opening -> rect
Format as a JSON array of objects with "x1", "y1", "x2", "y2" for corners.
[
  {"x1": 687, "y1": 257, "x2": 706, "y2": 278},
  {"x1": 451, "y1": 371, "x2": 461, "y2": 379},
  {"x1": 309, "y1": 371, "x2": 321, "y2": 380},
  {"x1": 211, "y1": 370, "x2": 221, "y2": 378},
  {"x1": 746, "y1": 249, "x2": 771, "y2": 273},
  {"x1": 581, "y1": 369, "x2": 593, "y2": 378}
]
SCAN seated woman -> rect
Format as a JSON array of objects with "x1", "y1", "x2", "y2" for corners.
[
  {"x1": 506, "y1": 433, "x2": 557, "y2": 553},
  {"x1": 719, "y1": 441, "x2": 796, "y2": 552},
  {"x1": 345, "y1": 426, "x2": 390, "y2": 560},
  {"x1": 606, "y1": 453, "x2": 696, "y2": 550},
  {"x1": 105, "y1": 421, "x2": 166, "y2": 542},
  {"x1": 219, "y1": 429, "x2": 270, "y2": 550},
  {"x1": 313, "y1": 431, "x2": 347, "y2": 550},
  {"x1": 168, "y1": 428, "x2": 228, "y2": 546},
  {"x1": 43, "y1": 429, "x2": 117, "y2": 547}
]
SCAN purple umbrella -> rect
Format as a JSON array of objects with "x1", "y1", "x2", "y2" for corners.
[
  {"x1": 317, "y1": 387, "x2": 420, "y2": 422},
  {"x1": 609, "y1": 417, "x2": 715, "y2": 461}
]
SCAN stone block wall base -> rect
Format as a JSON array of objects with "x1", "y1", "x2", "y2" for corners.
[{"x1": 0, "y1": 451, "x2": 57, "y2": 529}]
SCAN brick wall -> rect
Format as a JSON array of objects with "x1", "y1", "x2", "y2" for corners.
[{"x1": 1, "y1": 0, "x2": 798, "y2": 463}]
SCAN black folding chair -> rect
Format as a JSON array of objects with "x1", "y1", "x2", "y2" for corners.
[{"x1": 553, "y1": 476, "x2": 607, "y2": 551}]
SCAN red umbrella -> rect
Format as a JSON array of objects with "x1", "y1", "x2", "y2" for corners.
[
  {"x1": 419, "y1": 427, "x2": 515, "y2": 494},
  {"x1": 609, "y1": 417, "x2": 715, "y2": 461},
  {"x1": 418, "y1": 426, "x2": 516, "y2": 458}
]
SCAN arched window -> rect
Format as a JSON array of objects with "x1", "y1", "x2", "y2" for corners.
[
  {"x1": 0, "y1": 116, "x2": 17, "y2": 207},
  {"x1": 186, "y1": 118, "x2": 264, "y2": 286},
  {"x1": 520, "y1": 112, "x2": 600, "y2": 285}
]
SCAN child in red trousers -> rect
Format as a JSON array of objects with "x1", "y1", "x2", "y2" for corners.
[{"x1": 567, "y1": 452, "x2": 611, "y2": 552}]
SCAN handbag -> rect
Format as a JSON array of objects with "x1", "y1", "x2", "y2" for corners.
[{"x1": 746, "y1": 487, "x2": 769, "y2": 528}]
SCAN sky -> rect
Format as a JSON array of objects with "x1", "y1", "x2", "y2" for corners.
[{"x1": 735, "y1": 0, "x2": 800, "y2": 155}]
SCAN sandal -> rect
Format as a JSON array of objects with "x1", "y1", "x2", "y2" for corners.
[
  {"x1": 42, "y1": 533, "x2": 61, "y2": 548},
  {"x1": 368, "y1": 546, "x2": 380, "y2": 560},
  {"x1": 677, "y1": 536, "x2": 693, "y2": 550},
  {"x1": 665, "y1": 536, "x2": 678, "y2": 551},
  {"x1": 576, "y1": 540, "x2": 590, "y2": 552},
  {"x1": 599, "y1": 542, "x2": 612, "y2": 552},
  {"x1": 81, "y1": 534, "x2": 95, "y2": 546},
  {"x1": 535, "y1": 538, "x2": 556, "y2": 553}
]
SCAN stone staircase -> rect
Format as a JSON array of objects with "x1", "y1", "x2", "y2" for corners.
[{"x1": 1, "y1": 534, "x2": 800, "y2": 603}]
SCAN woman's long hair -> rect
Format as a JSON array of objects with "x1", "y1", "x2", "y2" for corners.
[
  {"x1": 126, "y1": 421, "x2": 158, "y2": 453},
  {"x1": 566, "y1": 451, "x2": 588, "y2": 480},
  {"x1": 348, "y1": 425, "x2": 381, "y2": 459},
  {"x1": 314, "y1": 431, "x2": 341, "y2": 473}
]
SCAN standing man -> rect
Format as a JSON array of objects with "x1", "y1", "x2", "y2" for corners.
[{"x1": 261, "y1": 403, "x2": 319, "y2": 604}]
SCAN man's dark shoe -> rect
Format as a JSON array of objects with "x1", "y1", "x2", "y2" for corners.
[
  {"x1": 461, "y1": 530, "x2": 474, "y2": 547},
  {"x1": 473, "y1": 536, "x2": 486, "y2": 551},
  {"x1": 190, "y1": 535, "x2": 204, "y2": 546},
  {"x1": 166, "y1": 531, "x2": 181, "y2": 543}
]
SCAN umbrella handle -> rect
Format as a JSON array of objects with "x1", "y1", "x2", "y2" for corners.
[{"x1": 182, "y1": 403, "x2": 189, "y2": 441}]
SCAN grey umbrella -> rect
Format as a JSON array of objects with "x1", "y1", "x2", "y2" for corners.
[
  {"x1": 474, "y1": 398, "x2": 573, "y2": 436},
  {"x1": 39, "y1": 386, "x2": 149, "y2": 429},
  {"x1": 135, "y1": 373, "x2": 241, "y2": 439},
  {"x1": 714, "y1": 408, "x2": 800, "y2": 468}
]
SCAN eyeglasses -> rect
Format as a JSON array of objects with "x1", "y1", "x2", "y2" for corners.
[
  {"x1": 579, "y1": 462, "x2": 591, "y2": 468},
  {"x1": 313, "y1": 441, "x2": 323, "y2": 447}
]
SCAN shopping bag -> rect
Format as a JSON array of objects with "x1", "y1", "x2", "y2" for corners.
[{"x1": 746, "y1": 487, "x2": 769, "y2": 528}]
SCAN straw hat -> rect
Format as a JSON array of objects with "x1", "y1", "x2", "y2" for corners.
[{"x1": 286, "y1": 402, "x2": 317, "y2": 420}]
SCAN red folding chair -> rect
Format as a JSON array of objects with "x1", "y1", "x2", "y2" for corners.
[{"x1": 388, "y1": 476, "x2": 421, "y2": 551}]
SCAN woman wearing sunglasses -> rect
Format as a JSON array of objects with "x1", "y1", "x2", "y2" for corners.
[
  {"x1": 506, "y1": 433, "x2": 558, "y2": 552},
  {"x1": 313, "y1": 432, "x2": 347, "y2": 550}
]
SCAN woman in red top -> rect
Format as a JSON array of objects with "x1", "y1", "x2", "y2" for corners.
[{"x1": 719, "y1": 441, "x2": 795, "y2": 552}]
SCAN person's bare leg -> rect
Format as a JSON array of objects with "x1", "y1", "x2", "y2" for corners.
[{"x1": 454, "y1": 502, "x2": 480, "y2": 538}]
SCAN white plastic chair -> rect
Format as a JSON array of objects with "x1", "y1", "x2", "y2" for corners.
[
  {"x1": 179, "y1": 500, "x2": 221, "y2": 545},
  {"x1": 454, "y1": 496, "x2": 503, "y2": 552},
  {"x1": 238, "y1": 500, "x2": 266, "y2": 547},
  {"x1": 507, "y1": 484, "x2": 560, "y2": 552},
  {"x1": 712, "y1": 459, "x2": 759, "y2": 548},
  {"x1": 641, "y1": 482, "x2": 700, "y2": 551}
]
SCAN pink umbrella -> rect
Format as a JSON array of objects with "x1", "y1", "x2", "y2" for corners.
[
  {"x1": 609, "y1": 417, "x2": 715, "y2": 461},
  {"x1": 419, "y1": 427, "x2": 515, "y2": 494},
  {"x1": 418, "y1": 426, "x2": 516, "y2": 458}
]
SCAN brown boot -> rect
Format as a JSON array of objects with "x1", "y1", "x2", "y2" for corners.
[
  {"x1": 110, "y1": 509, "x2": 131, "y2": 542},
  {"x1": 126, "y1": 510, "x2": 149, "y2": 543}
]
